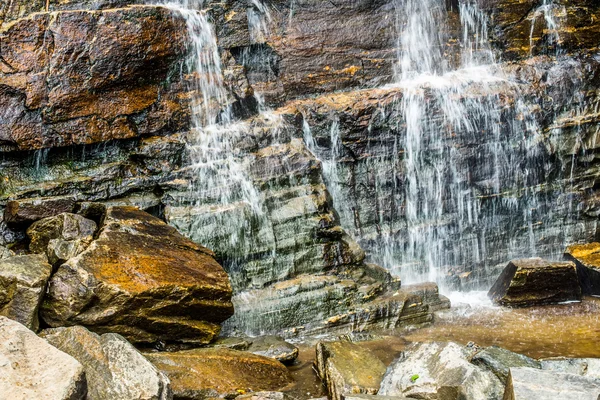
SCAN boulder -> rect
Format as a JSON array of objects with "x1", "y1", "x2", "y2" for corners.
[
  {"x1": 247, "y1": 336, "x2": 299, "y2": 364},
  {"x1": 504, "y1": 367, "x2": 600, "y2": 400},
  {"x1": 41, "y1": 206, "x2": 234, "y2": 344},
  {"x1": 3, "y1": 196, "x2": 77, "y2": 225},
  {"x1": 564, "y1": 243, "x2": 600, "y2": 295},
  {"x1": 211, "y1": 336, "x2": 252, "y2": 350},
  {"x1": 42, "y1": 326, "x2": 172, "y2": 400},
  {"x1": 0, "y1": 254, "x2": 52, "y2": 330},
  {"x1": 541, "y1": 358, "x2": 600, "y2": 378},
  {"x1": 0, "y1": 316, "x2": 87, "y2": 400},
  {"x1": 471, "y1": 346, "x2": 541, "y2": 384},
  {"x1": 378, "y1": 342, "x2": 503, "y2": 400},
  {"x1": 0, "y1": 245, "x2": 14, "y2": 259},
  {"x1": 315, "y1": 341, "x2": 387, "y2": 400},
  {"x1": 27, "y1": 213, "x2": 97, "y2": 265},
  {"x1": 342, "y1": 396, "x2": 408, "y2": 400},
  {"x1": 488, "y1": 258, "x2": 581, "y2": 307},
  {"x1": 144, "y1": 348, "x2": 293, "y2": 399}
]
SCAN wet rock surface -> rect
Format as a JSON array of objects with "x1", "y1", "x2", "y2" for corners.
[
  {"x1": 379, "y1": 342, "x2": 504, "y2": 400},
  {"x1": 144, "y1": 348, "x2": 293, "y2": 399},
  {"x1": 564, "y1": 243, "x2": 600, "y2": 295},
  {"x1": 315, "y1": 341, "x2": 387, "y2": 400},
  {"x1": 27, "y1": 213, "x2": 96, "y2": 265},
  {"x1": 247, "y1": 336, "x2": 299, "y2": 365},
  {"x1": 504, "y1": 367, "x2": 600, "y2": 400},
  {"x1": 42, "y1": 325, "x2": 172, "y2": 400},
  {"x1": 488, "y1": 258, "x2": 581, "y2": 307},
  {"x1": 0, "y1": 316, "x2": 87, "y2": 400},
  {"x1": 0, "y1": 254, "x2": 52, "y2": 329},
  {"x1": 40, "y1": 206, "x2": 234, "y2": 345}
]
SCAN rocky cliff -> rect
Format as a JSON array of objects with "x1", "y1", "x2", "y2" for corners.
[{"x1": 1, "y1": 0, "x2": 599, "y2": 335}]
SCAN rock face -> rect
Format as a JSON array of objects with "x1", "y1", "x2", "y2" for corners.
[
  {"x1": 0, "y1": 5, "x2": 189, "y2": 151},
  {"x1": 564, "y1": 243, "x2": 600, "y2": 295},
  {"x1": 379, "y1": 342, "x2": 504, "y2": 400},
  {"x1": 1, "y1": 0, "x2": 600, "y2": 336},
  {"x1": 144, "y1": 348, "x2": 293, "y2": 399},
  {"x1": 504, "y1": 367, "x2": 600, "y2": 400},
  {"x1": 0, "y1": 316, "x2": 87, "y2": 400},
  {"x1": 471, "y1": 346, "x2": 541, "y2": 384},
  {"x1": 247, "y1": 336, "x2": 299, "y2": 365},
  {"x1": 43, "y1": 326, "x2": 172, "y2": 400},
  {"x1": 41, "y1": 206, "x2": 234, "y2": 344},
  {"x1": 27, "y1": 213, "x2": 97, "y2": 265},
  {"x1": 0, "y1": 254, "x2": 52, "y2": 329},
  {"x1": 315, "y1": 341, "x2": 387, "y2": 400},
  {"x1": 488, "y1": 258, "x2": 581, "y2": 307},
  {"x1": 541, "y1": 358, "x2": 600, "y2": 379}
]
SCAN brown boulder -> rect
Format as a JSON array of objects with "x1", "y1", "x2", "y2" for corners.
[
  {"x1": 27, "y1": 213, "x2": 97, "y2": 265},
  {"x1": 144, "y1": 348, "x2": 293, "y2": 399},
  {"x1": 488, "y1": 258, "x2": 581, "y2": 307},
  {"x1": 564, "y1": 242, "x2": 600, "y2": 295},
  {"x1": 4, "y1": 196, "x2": 77, "y2": 225},
  {"x1": 315, "y1": 341, "x2": 387, "y2": 400},
  {"x1": 40, "y1": 206, "x2": 233, "y2": 344}
]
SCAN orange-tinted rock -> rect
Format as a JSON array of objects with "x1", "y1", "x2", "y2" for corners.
[
  {"x1": 41, "y1": 206, "x2": 234, "y2": 344},
  {"x1": 565, "y1": 243, "x2": 600, "y2": 295},
  {"x1": 144, "y1": 348, "x2": 293, "y2": 399},
  {"x1": 0, "y1": 5, "x2": 189, "y2": 151}
]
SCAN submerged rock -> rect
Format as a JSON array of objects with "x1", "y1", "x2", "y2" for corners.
[
  {"x1": 564, "y1": 243, "x2": 600, "y2": 295},
  {"x1": 0, "y1": 316, "x2": 87, "y2": 400},
  {"x1": 42, "y1": 326, "x2": 172, "y2": 400},
  {"x1": 247, "y1": 336, "x2": 299, "y2": 365},
  {"x1": 0, "y1": 254, "x2": 52, "y2": 330},
  {"x1": 378, "y1": 342, "x2": 503, "y2": 400},
  {"x1": 488, "y1": 258, "x2": 581, "y2": 307},
  {"x1": 41, "y1": 206, "x2": 234, "y2": 344},
  {"x1": 471, "y1": 346, "x2": 541, "y2": 384},
  {"x1": 315, "y1": 341, "x2": 387, "y2": 400},
  {"x1": 27, "y1": 213, "x2": 97, "y2": 265},
  {"x1": 504, "y1": 367, "x2": 600, "y2": 400},
  {"x1": 144, "y1": 348, "x2": 293, "y2": 399}
]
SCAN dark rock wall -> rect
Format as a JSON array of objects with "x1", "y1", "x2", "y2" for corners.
[{"x1": 1, "y1": 0, "x2": 600, "y2": 333}]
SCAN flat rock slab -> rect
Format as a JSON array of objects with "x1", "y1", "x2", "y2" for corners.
[
  {"x1": 41, "y1": 206, "x2": 234, "y2": 344},
  {"x1": 379, "y1": 342, "x2": 503, "y2": 400},
  {"x1": 565, "y1": 243, "x2": 600, "y2": 295},
  {"x1": 488, "y1": 258, "x2": 581, "y2": 307},
  {"x1": 144, "y1": 348, "x2": 293, "y2": 399},
  {"x1": 315, "y1": 341, "x2": 387, "y2": 400},
  {"x1": 0, "y1": 254, "x2": 52, "y2": 330},
  {"x1": 471, "y1": 346, "x2": 541, "y2": 383},
  {"x1": 4, "y1": 196, "x2": 77, "y2": 225},
  {"x1": 0, "y1": 316, "x2": 86, "y2": 400},
  {"x1": 505, "y1": 367, "x2": 600, "y2": 400},
  {"x1": 247, "y1": 336, "x2": 299, "y2": 364},
  {"x1": 43, "y1": 326, "x2": 172, "y2": 400}
]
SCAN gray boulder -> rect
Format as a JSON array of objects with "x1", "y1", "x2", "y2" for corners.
[
  {"x1": 315, "y1": 341, "x2": 387, "y2": 400},
  {"x1": 471, "y1": 346, "x2": 541, "y2": 383},
  {"x1": 248, "y1": 336, "x2": 299, "y2": 364},
  {"x1": 0, "y1": 245, "x2": 14, "y2": 259},
  {"x1": 43, "y1": 326, "x2": 172, "y2": 400},
  {"x1": 379, "y1": 342, "x2": 503, "y2": 400},
  {"x1": 541, "y1": 358, "x2": 600, "y2": 378},
  {"x1": 504, "y1": 367, "x2": 600, "y2": 399},
  {"x1": 0, "y1": 254, "x2": 52, "y2": 330},
  {"x1": 27, "y1": 212, "x2": 97, "y2": 265},
  {"x1": 0, "y1": 316, "x2": 87, "y2": 400}
]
